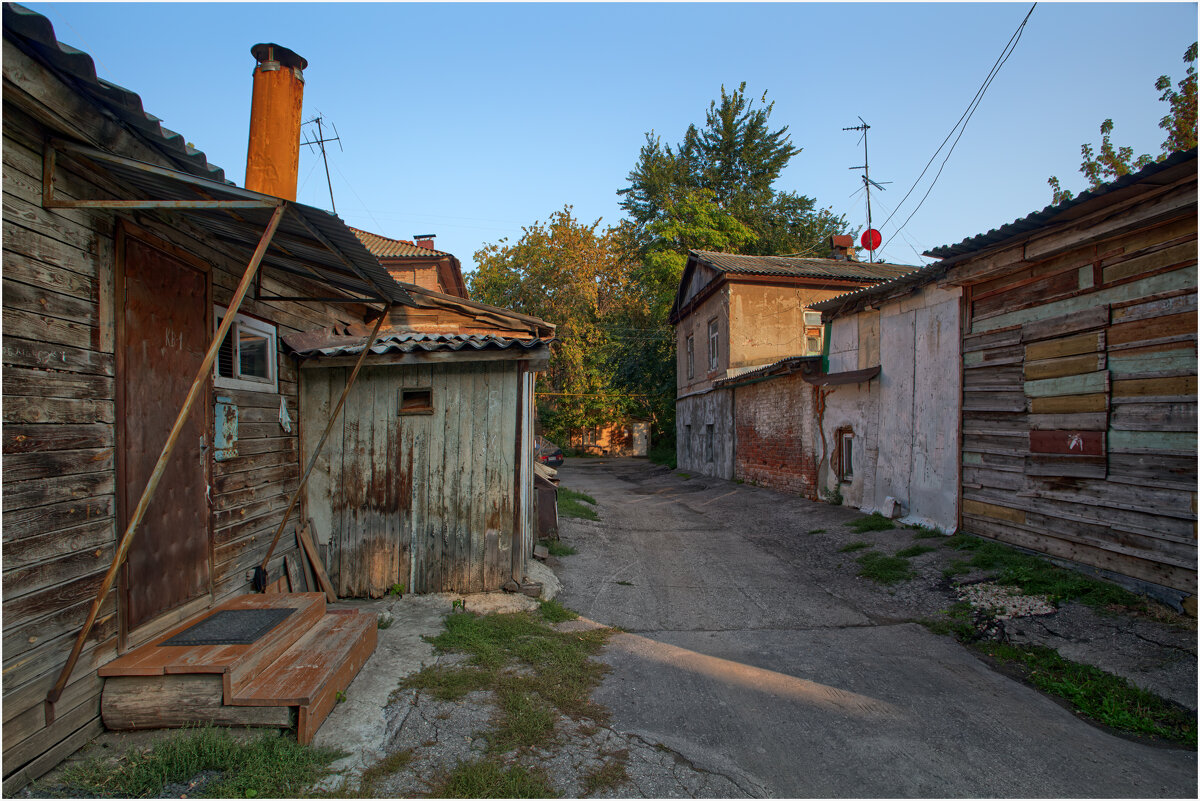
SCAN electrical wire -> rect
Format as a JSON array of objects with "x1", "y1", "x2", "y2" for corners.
[{"x1": 880, "y1": 3, "x2": 1037, "y2": 237}]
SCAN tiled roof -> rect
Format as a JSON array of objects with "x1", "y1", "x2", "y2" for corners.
[
  {"x1": 283, "y1": 328, "x2": 551, "y2": 359},
  {"x1": 4, "y1": 3, "x2": 229, "y2": 183},
  {"x1": 350, "y1": 228, "x2": 451, "y2": 258},
  {"x1": 925, "y1": 148, "x2": 1198, "y2": 261},
  {"x1": 690, "y1": 250, "x2": 914, "y2": 282}
]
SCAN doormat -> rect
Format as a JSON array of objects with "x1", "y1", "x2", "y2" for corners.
[{"x1": 159, "y1": 608, "x2": 296, "y2": 647}]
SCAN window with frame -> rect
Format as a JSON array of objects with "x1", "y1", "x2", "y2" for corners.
[
  {"x1": 707, "y1": 319, "x2": 719, "y2": 371},
  {"x1": 686, "y1": 335, "x2": 694, "y2": 379},
  {"x1": 214, "y1": 306, "x2": 277, "y2": 393},
  {"x1": 835, "y1": 427, "x2": 854, "y2": 481}
]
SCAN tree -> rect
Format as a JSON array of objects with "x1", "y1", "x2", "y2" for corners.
[
  {"x1": 468, "y1": 206, "x2": 639, "y2": 443},
  {"x1": 1049, "y1": 43, "x2": 1197, "y2": 204}
]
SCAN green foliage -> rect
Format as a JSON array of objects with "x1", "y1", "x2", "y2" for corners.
[
  {"x1": 538, "y1": 599, "x2": 579, "y2": 622},
  {"x1": 557, "y1": 486, "x2": 599, "y2": 522},
  {"x1": 909, "y1": 527, "x2": 944, "y2": 540},
  {"x1": 978, "y1": 643, "x2": 1196, "y2": 745},
  {"x1": 854, "y1": 552, "x2": 915, "y2": 585},
  {"x1": 941, "y1": 534, "x2": 1146, "y2": 608},
  {"x1": 428, "y1": 758, "x2": 557, "y2": 798},
  {"x1": 1050, "y1": 42, "x2": 1197, "y2": 203},
  {"x1": 541, "y1": 538, "x2": 578, "y2": 556},
  {"x1": 806, "y1": 528, "x2": 826, "y2": 536},
  {"x1": 53, "y1": 727, "x2": 341, "y2": 799},
  {"x1": 845, "y1": 513, "x2": 895, "y2": 533},
  {"x1": 838, "y1": 541, "x2": 871, "y2": 553},
  {"x1": 822, "y1": 485, "x2": 843, "y2": 506},
  {"x1": 648, "y1": 436, "x2": 677, "y2": 468},
  {"x1": 387, "y1": 583, "x2": 405, "y2": 596},
  {"x1": 917, "y1": 601, "x2": 977, "y2": 640}
]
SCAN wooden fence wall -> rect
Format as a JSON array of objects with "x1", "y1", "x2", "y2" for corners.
[{"x1": 956, "y1": 202, "x2": 1196, "y2": 597}]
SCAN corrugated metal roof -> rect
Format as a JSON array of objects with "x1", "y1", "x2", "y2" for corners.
[
  {"x1": 713, "y1": 355, "x2": 819, "y2": 388},
  {"x1": 808, "y1": 261, "x2": 949, "y2": 318},
  {"x1": 351, "y1": 228, "x2": 452, "y2": 258},
  {"x1": 283, "y1": 327, "x2": 551, "y2": 359},
  {"x1": 925, "y1": 148, "x2": 1198, "y2": 261},
  {"x1": 4, "y1": 3, "x2": 229, "y2": 184},
  {"x1": 691, "y1": 250, "x2": 914, "y2": 282}
]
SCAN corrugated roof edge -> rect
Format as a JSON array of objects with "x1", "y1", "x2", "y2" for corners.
[
  {"x1": 808, "y1": 261, "x2": 950, "y2": 319},
  {"x1": 713, "y1": 355, "x2": 820, "y2": 388},
  {"x1": 4, "y1": 3, "x2": 230, "y2": 184},
  {"x1": 925, "y1": 148, "x2": 1198, "y2": 261}
]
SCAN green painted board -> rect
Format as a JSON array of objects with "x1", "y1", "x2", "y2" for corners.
[
  {"x1": 1023, "y1": 370, "x2": 1109, "y2": 398},
  {"x1": 1108, "y1": 349, "x2": 1197, "y2": 376},
  {"x1": 1108, "y1": 429, "x2": 1197, "y2": 453}
]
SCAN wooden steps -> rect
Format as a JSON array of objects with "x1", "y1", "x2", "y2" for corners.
[{"x1": 99, "y1": 592, "x2": 376, "y2": 745}]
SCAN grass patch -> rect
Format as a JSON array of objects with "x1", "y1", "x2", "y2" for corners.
[
  {"x1": 838, "y1": 541, "x2": 871, "y2": 553},
  {"x1": 942, "y1": 534, "x2": 1148, "y2": 608},
  {"x1": 428, "y1": 757, "x2": 557, "y2": 798},
  {"x1": 846, "y1": 513, "x2": 895, "y2": 533},
  {"x1": 895, "y1": 544, "x2": 936, "y2": 559},
  {"x1": 400, "y1": 610, "x2": 614, "y2": 753},
  {"x1": 615, "y1": 580, "x2": 634, "y2": 586},
  {"x1": 582, "y1": 751, "x2": 629, "y2": 795},
  {"x1": 538, "y1": 599, "x2": 578, "y2": 623},
  {"x1": 648, "y1": 438, "x2": 676, "y2": 469},
  {"x1": 855, "y1": 551, "x2": 914, "y2": 585},
  {"x1": 558, "y1": 487, "x2": 599, "y2": 521},
  {"x1": 540, "y1": 538, "x2": 578, "y2": 556},
  {"x1": 53, "y1": 727, "x2": 341, "y2": 799},
  {"x1": 977, "y1": 642, "x2": 1197, "y2": 745},
  {"x1": 807, "y1": 528, "x2": 825, "y2": 535},
  {"x1": 676, "y1": 471, "x2": 692, "y2": 480},
  {"x1": 910, "y1": 528, "x2": 944, "y2": 540},
  {"x1": 340, "y1": 749, "x2": 414, "y2": 797},
  {"x1": 917, "y1": 601, "x2": 977, "y2": 640}
]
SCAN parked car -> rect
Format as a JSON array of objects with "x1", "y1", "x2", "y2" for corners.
[{"x1": 534, "y1": 435, "x2": 564, "y2": 468}]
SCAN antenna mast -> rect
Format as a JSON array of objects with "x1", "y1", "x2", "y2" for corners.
[
  {"x1": 302, "y1": 114, "x2": 342, "y2": 214},
  {"x1": 843, "y1": 117, "x2": 888, "y2": 262}
]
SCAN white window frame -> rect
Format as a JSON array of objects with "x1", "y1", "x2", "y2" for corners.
[
  {"x1": 214, "y1": 305, "x2": 278, "y2": 393},
  {"x1": 707, "y1": 319, "x2": 719, "y2": 372}
]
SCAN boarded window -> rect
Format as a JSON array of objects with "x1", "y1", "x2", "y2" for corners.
[{"x1": 399, "y1": 388, "x2": 433, "y2": 414}]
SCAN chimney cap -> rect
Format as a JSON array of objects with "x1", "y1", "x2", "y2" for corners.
[
  {"x1": 413, "y1": 234, "x2": 436, "y2": 240},
  {"x1": 251, "y1": 43, "x2": 307, "y2": 71}
]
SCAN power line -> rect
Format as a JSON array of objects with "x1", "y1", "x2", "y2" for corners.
[{"x1": 880, "y1": 3, "x2": 1037, "y2": 237}]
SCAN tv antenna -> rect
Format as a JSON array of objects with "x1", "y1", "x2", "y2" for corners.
[
  {"x1": 302, "y1": 113, "x2": 342, "y2": 213},
  {"x1": 843, "y1": 117, "x2": 889, "y2": 262}
]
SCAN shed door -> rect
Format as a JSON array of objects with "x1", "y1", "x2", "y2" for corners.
[{"x1": 119, "y1": 233, "x2": 212, "y2": 633}]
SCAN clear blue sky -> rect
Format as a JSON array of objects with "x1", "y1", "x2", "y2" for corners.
[{"x1": 24, "y1": 2, "x2": 1199, "y2": 270}]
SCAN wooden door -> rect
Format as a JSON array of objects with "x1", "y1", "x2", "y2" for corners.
[{"x1": 117, "y1": 228, "x2": 213, "y2": 634}]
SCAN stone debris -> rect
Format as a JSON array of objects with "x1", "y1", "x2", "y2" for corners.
[{"x1": 957, "y1": 581, "x2": 1056, "y2": 619}]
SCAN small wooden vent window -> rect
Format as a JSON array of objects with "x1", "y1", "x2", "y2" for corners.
[
  {"x1": 399, "y1": 388, "x2": 433, "y2": 414},
  {"x1": 214, "y1": 306, "x2": 277, "y2": 393}
]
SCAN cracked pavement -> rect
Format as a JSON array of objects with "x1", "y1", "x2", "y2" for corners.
[{"x1": 554, "y1": 458, "x2": 1197, "y2": 798}]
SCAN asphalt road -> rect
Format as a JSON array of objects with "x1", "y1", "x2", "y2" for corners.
[{"x1": 554, "y1": 458, "x2": 1197, "y2": 798}]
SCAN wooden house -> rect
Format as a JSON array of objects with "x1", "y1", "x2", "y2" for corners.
[
  {"x1": 285, "y1": 292, "x2": 553, "y2": 598},
  {"x1": 1, "y1": 6, "x2": 550, "y2": 789},
  {"x1": 351, "y1": 227, "x2": 469, "y2": 298},
  {"x1": 569, "y1": 419, "x2": 650, "y2": 457},
  {"x1": 809, "y1": 265, "x2": 963, "y2": 531},
  {"x1": 930, "y1": 149, "x2": 1197, "y2": 608},
  {"x1": 670, "y1": 244, "x2": 912, "y2": 488}
]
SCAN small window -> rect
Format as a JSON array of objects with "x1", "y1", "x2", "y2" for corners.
[
  {"x1": 836, "y1": 428, "x2": 854, "y2": 481},
  {"x1": 803, "y1": 310, "x2": 823, "y2": 327},
  {"x1": 707, "y1": 319, "x2": 719, "y2": 372},
  {"x1": 214, "y1": 307, "x2": 277, "y2": 393},
  {"x1": 399, "y1": 387, "x2": 433, "y2": 414},
  {"x1": 686, "y1": 335, "x2": 694, "y2": 380},
  {"x1": 704, "y1": 423, "x2": 714, "y2": 463}
]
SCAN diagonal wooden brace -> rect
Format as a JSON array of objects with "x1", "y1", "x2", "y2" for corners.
[{"x1": 44, "y1": 202, "x2": 288, "y2": 724}]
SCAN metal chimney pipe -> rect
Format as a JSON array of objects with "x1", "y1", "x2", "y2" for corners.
[{"x1": 246, "y1": 43, "x2": 307, "y2": 200}]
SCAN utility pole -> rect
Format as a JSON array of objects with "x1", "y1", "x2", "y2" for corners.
[
  {"x1": 302, "y1": 114, "x2": 342, "y2": 214},
  {"x1": 843, "y1": 117, "x2": 888, "y2": 262}
]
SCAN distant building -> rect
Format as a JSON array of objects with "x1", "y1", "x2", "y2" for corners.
[{"x1": 351, "y1": 228, "x2": 468, "y2": 298}]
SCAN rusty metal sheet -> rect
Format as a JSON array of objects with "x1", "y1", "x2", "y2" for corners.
[
  {"x1": 214, "y1": 397, "x2": 238, "y2": 461},
  {"x1": 121, "y1": 237, "x2": 211, "y2": 632}
]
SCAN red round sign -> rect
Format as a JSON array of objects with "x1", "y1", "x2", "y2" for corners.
[{"x1": 861, "y1": 229, "x2": 882, "y2": 251}]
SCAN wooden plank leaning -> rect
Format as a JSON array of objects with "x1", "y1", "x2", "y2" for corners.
[
  {"x1": 43, "y1": 202, "x2": 288, "y2": 725},
  {"x1": 256, "y1": 306, "x2": 392, "y2": 582}
]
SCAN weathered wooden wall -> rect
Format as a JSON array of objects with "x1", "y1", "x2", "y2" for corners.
[
  {"x1": 2, "y1": 37, "x2": 370, "y2": 789},
  {"x1": 300, "y1": 360, "x2": 520, "y2": 595},
  {"x1": 955, "y1": 205, "x2": 1197, "y2": 596}
]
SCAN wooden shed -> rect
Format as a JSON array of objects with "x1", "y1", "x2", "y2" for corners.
[
  {"x1": 285, "y1": 297, "x2": 554, "y2": 596},
  {"x1": 931, "y1": 149, "x2": 1197, "y2": 607}
]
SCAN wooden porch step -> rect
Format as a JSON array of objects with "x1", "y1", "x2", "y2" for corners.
[{"x1": 231, "y1": 610, "x2": 377, "y2": 744}]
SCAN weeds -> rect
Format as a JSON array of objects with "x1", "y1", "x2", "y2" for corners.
[
  {"x1": 558, "y1": 487, "x2": 599, "y2": 521},
  {"x1": 896, "y1": 544, "x2": 936, "y2": 559},
  {"x1": 677, "y1": 471, "x2": 693, "y2": 480},
  {"x1": 344, "y1": 749, "x2": 414, "y2": 797},
  {"x1": 838, "y1": 541, "x2": 871, "y2": 553},
  {"x1": 822, "y1": 486, "x2": 843, "y2": 506},
  {"x1": 978, "y1": 643, "x2": 1197, "y2": 745},
  {"x1": 807, "y1": 528, "x2": 826, "y2": 536},
  {"x1": 52, "y1": 727, "x2": 341, "y2": 799},
  {"x1": 941, "y1": 534, "x2": 1147, "y2": 608},
  {"x1": 648, "y1": 439, "x2": 677, "y2": 469},
  {"x1": 538, "y1": 599, "x2": 578, "y2": 623},
  {"x1": 540, "y1": 539, "x2": 577, "y2": 557},
  {"x1": 916, "y1": 601, "x2": 977, "y2": 640},
  {"x1": 616, "y1": 580, "x2": 634, "y2": 586},
  {"x1": 428, "y1": 757, "x2": 557, "y2": 798},
  {"x1": 582, "y1": 751, "x2": 630, "y2": 795},
  {"x1": 846, "y1": 513, "x2": 894, "y2": 533},
  {"x1": 855, "y1": 551, "x2": 914, "y2": 585},
  {"x1": 910, "y1": 528, "x2": 944, "y2": 540},
  {"x1": 388, "y1": 583, "x2": 406, "y2": 596}
]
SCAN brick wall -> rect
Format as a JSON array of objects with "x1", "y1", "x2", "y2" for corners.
[{"x1": 733, "y1": 373, "x2": 819, "y2": 498}]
